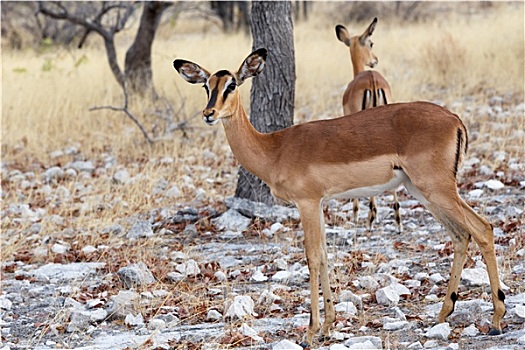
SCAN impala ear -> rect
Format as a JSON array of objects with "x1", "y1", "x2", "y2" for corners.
[
  {"x1": 173, "y1": 59, "x2": 211, "y2": 84},
  {"x1": 360, "y1": 17, "x2": 378, "y2": 44},
  {"x1": 335, "y1": 24, "x2": 351, "y2": 47},
  {"x1": 236, "y1": 48, "x2": 267, "y2": 85}
]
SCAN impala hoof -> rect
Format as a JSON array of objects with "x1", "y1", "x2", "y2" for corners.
[
  {"x1": 319, "y1": 334, "x2": 330, "y2": 343},
  {"x1": 488, "y1": 328, "x2": 502, "y2": 336}
]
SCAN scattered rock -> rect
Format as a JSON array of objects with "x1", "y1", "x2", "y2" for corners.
[
  {"x1": 344, "y1": 336, "x2": 382, "y2": 349},
  {"x1": 425, "y1": 323, "x2": 451, "y2": 340},
  {"x1": 273, "y1": 339, "x2": 303, "y2": 350},
  {"x1": 117, "y1": 262, "x2": 156, "y2": 288},
  {"x1": 211, "y1": 209, "x2": 251, "y2": 232},
  {"x1": 225, "y1": 196, "x2": 300, "y2": 222},
  {"x1": 175, "y1": 259, "x2": 201, "y2": 276},
  {"x1": 376, "y1": 285, "x2": 400, "y2": 306},
  {"x1": 461, "y1": 268, "x2": 490, "y2": 287},
  {"x1": 383, "y1": 320, "x2": 409, "y2": 331},
  {"x1": 335, "y1": 301, "x2": 358, "y2": 315},
  {"x1": 483, "y1": 179, "x2": 505, "y2": 190},
  {"x1": 225, "y1": 295, "x2": 256, "y2": 320},
  {"x1": 127, "y1": 220, "x2": 153, "y2": 239},
  {"x1": 239, "y1": 323, "x2": 264, "y2": 343},
  {"x1": 124, "y1": 313, "x2": 144, "y2": 327},
  {"x1": 462, "y1": 324, "x2": 480, "y2": 337},
  {"x1": 32, "y1": 262, "x2": 105, "y2": 282},
  {"x1": 206, "y1": 309, "x2": 222, "y2": 322},
  {"x1": 106, "y1": 291, "x2": 140, "y2": 319},
  {"x1": 113, "y1": 169, "x2": 131, "y2": 184}
]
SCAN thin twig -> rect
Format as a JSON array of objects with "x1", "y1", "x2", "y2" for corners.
[{"x1": 89, "y1": 86, "x2": 154, "y2": 144}]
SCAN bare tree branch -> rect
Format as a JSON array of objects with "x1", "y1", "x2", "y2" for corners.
[{"x1": 89, "y1": 85, "x2": 154, "y2": 145}]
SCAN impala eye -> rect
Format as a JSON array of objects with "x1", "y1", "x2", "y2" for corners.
[{"x1": 226, "y1": 82, "x2": 236, "y2": 91}]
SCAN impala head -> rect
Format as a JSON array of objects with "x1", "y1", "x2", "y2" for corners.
[
  {"x1": 336, "y1": 17, "x2": 379, "y2": 71},
  {"x1": 173, "y1": 48, "x2": 267, "y2": 126}
]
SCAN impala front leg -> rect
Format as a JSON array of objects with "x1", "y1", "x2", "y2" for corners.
[
  {"x1": 297, "y1": 200, "x2": 326, "y2": 347},
  {"x1": 319, "y1": 213, "x2": 335, "y2": 340}
]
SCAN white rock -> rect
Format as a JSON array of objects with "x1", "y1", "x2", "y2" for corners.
[
  {"x1": 32, "y1": 262, "x2": 105, "y2": 281},
  {"x1": 148, "y1": 318, "x2": 166, "y2": 330},
  {"x1": 51, "y1": 243, "x2": 70, "y2": 254},
  {"x1": 335, "y1": 302, "x2": 357, "y2": 315},
  {"x1": 127, "y1": 220, "x2": 153, "y2": 239},
  {"x1": 113, "y1": 169, "x2": 130, "y2": 184},
  {"x1": 513, "y1": 304, "x2": 525, "y2": 319},
  {"x1": 347, "y1": 340, "x2": 377, "y2": 349},
  {"x1": 468, "y1": 189, "x2": 484, "y2": 198},
  {"x1": 358, "y1": 276, "x2": 379, "y2": 290},
  {"x1": 225, "y1": 295, "x2": 256, "y2": 320},
  {"x1": 44, "y1": 166, "x2": 65, "y2": 183},
  {"x1": 81, "y1": 245, "x2": 97, "y2": 254},
  {"x1": 124, "y1": 313, "x2": 144, "y2": 327},
  {"x1": 165, "y1": 185, "x2": 181, "y2": 198},
  {"x1": 415, "y1": 272, "x2": 429, "y2": 281},
  {"x1": 330, "y1": 344, "x2": 349, "y2": 350},
  {"x1": 272, "y1": 271, "x2": 291, "y2": 282},
  {"x1": 383, "y1": 320, "x2": 409, "y2": 331},
  {"x1": 423, "y1": 340, "x2": 439, "y2": 348},
  {"x1": 69, "y1": 161, "x2": 95, "y2": 172},
  {"x1": 407, "y1": 341, "x2": 423, "y2": 349},
  {"x1": 483, "y1": 179, "x2": 504, "y2": 190},
  {"x1": 206, "y1": 309, "x2": 222, "y2": 321},
  {"x1": 211, "y1": 209, "x2": 251, "y2": 232},
  {"x1": 274, "y1": 258, "x2": 288, "y2": 270},
  {"x1": 258, "y1": 290, "x2": 281, "y2": 305},
  {"x1": 425, "y1": 322, "x2": 451, "y2": 340},
  {"x1": 448, "y1": 343, "x2": 459, "y2": 350},
  {"x1": 462, "y1": 324, "x2": 479, "y2": 337},
  {"x1": 251, "y1": 269, "x2": 268, "y2": 282},
  {"x1": 339, "y1": 290, "x2": 363, "y2": 310},
  {"x1": 239, "y1": 323, "x2": 264, "y2": 343},
  {"x1": 175, "y1": 259, "x2": 201, "y2": 276},
  {"x1": 0, "y1": 297, "x2": 13, "y2": 310},
  {"x1": 273, "y1": 339, "x2": 303, "y2": 350},
  {"x1": 214, "y1": 271, "x2": 227, "y2": 281},
  {"x1": 461, "y1": 268, "x2": 489, "y2": 287},
  {"x1": 344, "y1": 336, "x2": 382, "y2": 349},
  {"x1": 390, "y1": 282, "x2": 411, "y2": 297},
  {"x1": 376, "y1": 285, "x2": 399, "y2": 306},
  {"x1": 117, "y1": 262, "x2": 156, "y2": 288},
  {"x1": 429, "y1": 273, "x2": 445, "y2": 284}
]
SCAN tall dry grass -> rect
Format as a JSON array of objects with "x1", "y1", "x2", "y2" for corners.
[{"x1": 1, "y1": 1, "x2": 524, "y2": 258}]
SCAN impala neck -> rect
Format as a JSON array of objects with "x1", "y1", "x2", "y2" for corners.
[
  {"x1": 220, "y1": 93, "x2": 277, "y2": 185},
  {"x1": 351, "y1": 54, "x2": 366, "y2": 78}
]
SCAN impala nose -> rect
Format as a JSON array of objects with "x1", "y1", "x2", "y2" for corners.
[{"x1": 203, "y1": 109, "x2": 216, "y2": 125}]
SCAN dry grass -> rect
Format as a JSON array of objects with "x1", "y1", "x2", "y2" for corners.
[{"x1": 1, "y1": 2, "x2": 524, "y2": 348}]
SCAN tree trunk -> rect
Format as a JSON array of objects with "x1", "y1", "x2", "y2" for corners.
[
  {"x1": 124, "y1": 1, "x2": 170, "y2": 98},
  {"x1": 234, "y1": 1, "x2": 295, "y2": 205}
]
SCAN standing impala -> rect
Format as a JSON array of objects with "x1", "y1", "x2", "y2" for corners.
[
  {"x1": 173, "y1": 49, "x2": 505, "y2": 347},
  {"x1": 336, "y1": 18, "x2": 402, "y2": 232}
]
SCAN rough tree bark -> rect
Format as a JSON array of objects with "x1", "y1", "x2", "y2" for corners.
[
  {"x1": 234, "y1": 1, "x2": 295, "y2": 205},
  {"x1": 124, "y1": 1, "x2": 171, "y2": 99}
]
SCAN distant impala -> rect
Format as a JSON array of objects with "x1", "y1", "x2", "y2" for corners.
[
  {"x1": 336, "y1": 18, "x2": 402, "y2": 232},
  {"x1": 173, "y1": 49, "x2": 505, "y2": 347}
]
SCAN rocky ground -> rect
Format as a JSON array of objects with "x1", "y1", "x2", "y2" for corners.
[
  {"x1": 1, "y1": 182, "x2": 524, "y2": 349},
  {"x1": 1, "y1": 97, "x2": 524, "y2": 350}
]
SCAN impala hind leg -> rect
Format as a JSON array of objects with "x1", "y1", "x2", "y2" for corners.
[
  {"x1": 393, "y1": 191, "x2": 403, "y2": 233},
  {"x1": 367, "y1": 196, "x2": 377, "y2": 231},
  {"x1": 352, "y1": 198, "x2": 359, "y2": 225},
  {"x1": 297, "y1": 200, "x2": 334, "y2": 347},
  {"x1": 405, "y1": 179, "x2": 505, "y2": 334}
]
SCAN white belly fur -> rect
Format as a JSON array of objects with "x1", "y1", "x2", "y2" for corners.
[{"x1": 330, "y1": 170, "x2": 407, "y2": 199}]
